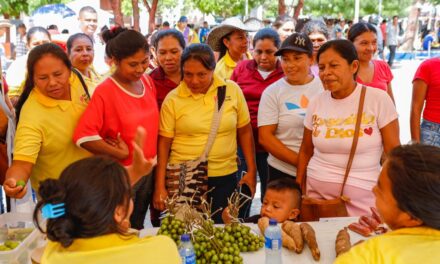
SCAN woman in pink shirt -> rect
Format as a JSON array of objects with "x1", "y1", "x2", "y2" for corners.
[{"x1": 348, "y1": 22, "x2": 395, "y2": 102}]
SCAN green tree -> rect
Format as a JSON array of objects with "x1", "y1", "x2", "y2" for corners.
[{"x1": 190, "y1": 0, "x2": 265, "y2": 17}]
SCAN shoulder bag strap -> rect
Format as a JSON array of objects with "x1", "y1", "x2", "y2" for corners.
[
  {"x1": 340, "y1": 85, "x2": 367, "y2": 197},
  {"x1": 200, "y1": 85, "x2": 226, "y2": 159},
  {"x1": 72, "y1": 68, "x2": 91, "y2": 100}
]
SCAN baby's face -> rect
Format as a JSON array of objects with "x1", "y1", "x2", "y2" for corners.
[{"x1": 260, "y1": 189, "x2": 298, "y2": 223}]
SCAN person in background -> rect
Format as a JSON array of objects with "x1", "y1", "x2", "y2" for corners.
[
  {"x1": 6, "y1": 26, "x2": 51, "y2": 105},
  {"x1": 302, "y1": 20, "x2": 329, "y2": 77},
  {"x1": 161, "y1": 21, "x2": 170, "y2": 30},
  {"x1": 154, "y1": 44, "x2": 256, "y2": 224},
  {"x1": 199, "y1": 21, "x2": 210, "y2": 43},
  {"x1": 422, "y1": 30, "x2": 437, "y2": 51},
  {"x1": 47, "y1": 25, "x2": 59, "y2": 36},
  {"x1": 348, "y1": 22, "x2": 395, "y2": 102},
  {"x1": 297, "y1": 40, "x2": 400, "y2": 216},
  {"x1": 259, "y1": 33, "x2": 323, "y2": 183},
  {"x1": 78, "y1": 6, "x2": 109, "y2": 76},
  {"x1": 14, "y1": 23, "x2": 27, "y2": 58},
  {"x1": 175, "y1": 16, "x2": 194, "y2": 45},
  {"x1": 335, "y1": 144, "x2": 440, "y2": 264},
  {"x1": 411, "y1": 57, "x2": 440, "y2": 147},
  {"x1": 207, "y1": 17, "x2": 253, "y2": 80},
  {"x1": 386, "y1": 15, "x2": 399, "y2": 67},
  {"x1": 73, "y1": 28, "x2": 158, "y2": 229},
  {"x1": 35, "y1": 152, "x2": 179, "y2": 264},
  {"x1": 150, "y1": 29, "x2": 185, "y2": 109},
  {"x1": 231, "y1": 28, "x2": 284, "y2": 206},
  {"x1": 4, "y1": 43, "x2": 92, "y2": 199},
  {"x1": 380, "y1": 19, "x2": 387, "y2": 57},
  {"x1": 272, "y1": 15, "x2": 296, "y2": 42},
  {"x1": 66, "y1": 33, "x2": 103, "y2": 95}
]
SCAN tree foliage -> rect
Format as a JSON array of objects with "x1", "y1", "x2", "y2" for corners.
[
  {"x1": 1, "y1": 0, "x2": 70, "y2": 17},
  {"x1": 190, "y1": 0, "x2": 265, "y2": 17}
]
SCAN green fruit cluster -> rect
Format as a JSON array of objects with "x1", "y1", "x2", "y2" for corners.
[
  {"x1": 0, "y1": 240, "x2": 20, "y2": 251},
  {"x1": 157, "y1": 216, "x2": 185, "y2": 245}
]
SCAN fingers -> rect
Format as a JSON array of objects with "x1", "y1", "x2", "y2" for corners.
[{"x1": 4, "y1": 179, "x2": 26, "y2": 198}]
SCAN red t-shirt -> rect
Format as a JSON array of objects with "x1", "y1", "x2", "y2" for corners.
[
  {"x1": 356, "y1": 60, "x2": 393, "y2": 91},
  {"x1": 149, "y1": 67, "x2": 179, "y2": 110},
  {"x1": 1, "y1": 77, "x2": 8, "y2": 94},
  {"x1": 413, "y1": 58, "x2": 440, "y2": 124},
  {"x1": 74, "y1": 75, "x2": 159, "y2": 166},
  {"x1": 231, "y1": 60, "x2": 284, "y2": 152}
]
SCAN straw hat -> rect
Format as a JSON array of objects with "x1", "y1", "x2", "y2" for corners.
[
  {"x1": 0, "y1": 19, "x2": 11, "y2": 28},
  {"x1": 207, "y1": 17, "x2": 254, "y2": 52}
]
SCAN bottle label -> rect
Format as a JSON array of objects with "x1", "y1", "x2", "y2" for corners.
[
  {"x1": 182, "y1": 252, "x2": 196, "y2": 264},
  {"x1": 265, "y1": 236, "x2": 282, "y2": 250}
]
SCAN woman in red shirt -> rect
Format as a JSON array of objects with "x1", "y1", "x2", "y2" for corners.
[
  {"x1": 74, "y1": 28, "x2": 158, "y2": 229},
  {"x1": 149, "y1": 29, "x2": 185, "y2": 109},
  {"x1": 348, "y1": 22, "x2": 395, "y2": 102}
]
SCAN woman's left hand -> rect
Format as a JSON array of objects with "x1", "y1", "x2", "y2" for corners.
[
  {"x1": 239, "y1": 171, "x2": 257, "y2": 198},
  {"x1": 126, "y1": 127, "x2": 157, "y2": 185}
]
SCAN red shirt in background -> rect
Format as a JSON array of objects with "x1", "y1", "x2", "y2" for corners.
[
  {"x1": 357, "y1": 60, "x2": 393, "y2": 92},
  {"x1": 149, "y1": 67, "x2": 179, "y2": 110},
  {"x1": 74, "y1": 75, "x2": 159, "y2": 166},
  {"x1": 413, "y1": 58, "x2": 440, "y2": 124},
  {"x1": 231, "y1": 59, "x2": 284, "y2": 152}
]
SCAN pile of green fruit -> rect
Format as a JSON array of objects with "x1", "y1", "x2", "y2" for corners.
[
  {"x1": 0, "y1": 241, "x2": 19, "y2": 251},
  {"x1": 156, "y1": 216, "x2": 185, "y2": 245},
  {"x1": 223, "y1": 223, "x2": 264, "y2": 253}
]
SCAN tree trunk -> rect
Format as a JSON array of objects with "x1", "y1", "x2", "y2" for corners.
[
  {"x1": 278, "y1": 0, "x2": 286, "y2": 16},
  {"x1": 111, "y1": 0, "x2": 124, "y2": 27},
  {"x1": 293, "y1": 0, "x2": 304, "y2": 20},
  {"x1": 401, "y1": 2, "x2": 420, "y2": 52},
  {"x1": 132, "y1": 0, "x2": 140, "y2": 31},
  {"x1": 148, "y1": 0, "x2": 158, "y2": 34}
]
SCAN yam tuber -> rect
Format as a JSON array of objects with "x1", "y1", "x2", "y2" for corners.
[
  {"x1": 300, "y1": 223, "x2": 321, "y2": 261},
  {"x1": 258, "y1": 217, "x2": 298, "y2": 251},
  {"x1": 335, "y1": 227, "x2": 351, "y2": 257},
  {"x1": 282, "y1": 221, "x2": 304, "y2": 253}
]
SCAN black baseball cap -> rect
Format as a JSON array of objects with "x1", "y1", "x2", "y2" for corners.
[{"x1": 275, "y1": 32, "x2": 313, "y2": 56}]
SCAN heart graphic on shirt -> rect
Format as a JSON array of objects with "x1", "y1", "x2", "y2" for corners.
[{"x1": 364, "y1": 127, "x2": 373, "y2": 135}]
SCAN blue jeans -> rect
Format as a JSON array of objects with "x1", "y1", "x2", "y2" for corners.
[{"x1": 421, "y1": 119, "x2": 440, "y2": 147}]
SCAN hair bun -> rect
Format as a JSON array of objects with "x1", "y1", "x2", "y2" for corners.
[
  {"x1": 102, "y1": 26, "x2": 127, "y2": 44},
  {"x1": 38, "y1": 179, "x2": 65, "y2": 204}
]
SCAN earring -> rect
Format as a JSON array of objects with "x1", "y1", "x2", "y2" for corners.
[{"x1": 121, "y1": 219, "x2": 131, "y2": 231}]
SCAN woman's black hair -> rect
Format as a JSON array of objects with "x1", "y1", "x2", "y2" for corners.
[
  {"x1": 273, "y1": 14, "x2": 296, "y2": 30},
  {"x1": 347, "y1": 22, "x2": 377, "y2": 42},
  {"x1": 15, "y1": 43, "x2": 71, "y2": 124},
  {"x1": 252, "y1": 28, "x2": 281, "y2": 49},
  {"x1": 181, "y1": 44, "x2": 216, "y2": 72},
  {"x1": 66, "y1": 33, "x2": 94, "y2": 55},
  {"x1": 302, "y1": 19, "x2": 329, "y2": 39},
  {"x1": 33, "y1": 156, "x2": 133, "y2": 248},
  {"x1": 102, "y1": 27, "x2": 149, "y2": 61},
  {"x1": 26, "y1": 26, "x2": 51, "y2": 44},
  {"x1": 386, "y1": 144, "x2": 440, "y2": 230},
  {"x1": 153, "y1": 29, "x2": 185, "y2": 50},
  {"x1": 317, "y1": 39, "x2": 358, "y2": 65}
]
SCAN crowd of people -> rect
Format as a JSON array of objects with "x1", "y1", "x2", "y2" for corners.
[{"x1": 0, "y1": 5, "x2": 439, "y2": 263}]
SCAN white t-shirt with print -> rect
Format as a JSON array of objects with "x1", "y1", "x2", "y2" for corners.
[
  {"x1": 258, "y1": 77, "x2": 323, "y2": 176},
  {"x1": 304, "y1": 84, "x2": 398, "y2": 190}
]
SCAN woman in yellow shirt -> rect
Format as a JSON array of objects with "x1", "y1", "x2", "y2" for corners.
[
  {"x1": 153, "y1": 44, "x2": 256, "y2": 223},
  {"x1": 33, "y1": 135, "x2": 179, "y2": 264},
  {"x1": 67, "y1": 33, "x2": 103, "y2": 95},
  {"x1": 207, "y1": 17, "x2": 253, "y2": 80},
  {"x1": 335, "y1": 144, "x2": 440, "y2": 264},
  {"x1": 4, "y1": 43, "x2": 91, "y2": 198}
]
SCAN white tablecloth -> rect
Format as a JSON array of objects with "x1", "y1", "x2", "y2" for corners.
[{"x1": 141, "y1": 217, "x2": 367, "y2": 264}]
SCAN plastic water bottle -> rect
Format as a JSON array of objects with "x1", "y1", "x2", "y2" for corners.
[
  {"x1": 179, "y1": 234, "x2": 196, "y2": 264},
  {"x1": 265, "y1": 218, "x2": 282, "y2": 264}
]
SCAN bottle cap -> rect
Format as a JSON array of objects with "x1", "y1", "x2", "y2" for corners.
[
  {"x1": 269, "y1": 218, "x2": 278, "y2": 225},
  {"x1": 181, "y1": 234, "x2": 190, "y2": 242}
]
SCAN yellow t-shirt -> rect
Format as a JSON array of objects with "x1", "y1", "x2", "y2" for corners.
[
  {"x1": 79, "y1": 66, "x2": 104, "y2": 96},
  {"x1": 14, "y1": 72, "x2": 92, "y2": 191},
  {"x1": 41, "y1": 234, "x2": 181, "y2": 264},
  {"x1": 214, "y1": 51, "x2": 252, "y2": 80},
  {"x1": 335, "y1": 227, "x2": 440, "y2": 264},
  {"x1": 160, "y1": 74, "x2": 250, "y2": 176}
]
